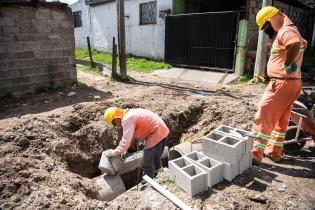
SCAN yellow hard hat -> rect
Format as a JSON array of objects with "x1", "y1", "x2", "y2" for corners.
[
  {"x1": 103, "y1": 107, "x2": 118, "y2": 128},
  {"x1": 256, "y1": 6, "x2": 279, "y2": 30}
]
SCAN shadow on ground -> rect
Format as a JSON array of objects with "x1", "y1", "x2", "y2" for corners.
[
  {"x1": 0, "y1": 83, "x2": 113, "y2": 120},
  {"x1": 128, "y1": 79, "x2": 240, "y2": 99}
]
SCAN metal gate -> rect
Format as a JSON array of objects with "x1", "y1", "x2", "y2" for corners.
[{"x1": 165, "y1": 11, "x2": 240, "y2": 71}]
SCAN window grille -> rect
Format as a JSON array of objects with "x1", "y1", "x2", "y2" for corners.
[{"x1": 140, "y1": 1, "x2": 157, "y2": 25}]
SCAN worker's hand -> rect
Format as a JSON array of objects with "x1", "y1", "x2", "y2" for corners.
[
  {"x1": 104, "y1": 149, "x2": 116, "y2": 157},
  {"x1": 283, "y1": 61, "x2": 297, "y2": 74}
]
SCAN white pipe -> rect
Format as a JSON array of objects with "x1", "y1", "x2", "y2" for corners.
[
  {"x1": 142, "y1": 175, "x2": 192, "y2": 210},
  {"x1": 93, "y1": 174, "x2": 126, "y2": 201},
  {"x1": 168, "y1": 142, "x2": 202, "y2": 160}
]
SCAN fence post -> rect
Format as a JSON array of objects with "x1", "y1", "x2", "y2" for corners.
[
  {"x1": 87, "y1": 36, "x2": 94, "y2": 68},
  {"x1": 117, "y1": 0, "x2": 127, "y2": 80},
  {"x1": 254, "y1": 0, "x2": 272, "y2": 81},
  {"x1": 112, "y1": 37, "x2": 117, "y2": 76},
  {"x1": 235, "y1": 19, "x2": 248, "y2": 76}
]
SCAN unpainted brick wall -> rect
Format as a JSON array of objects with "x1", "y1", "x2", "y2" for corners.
[{"x1": 0, "y1": 2, "x2": 76, "y2": 97}]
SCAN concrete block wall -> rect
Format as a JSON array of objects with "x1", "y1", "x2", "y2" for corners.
[{"x1": 0, "y1": 1, "x2": 76, "y2": 97}]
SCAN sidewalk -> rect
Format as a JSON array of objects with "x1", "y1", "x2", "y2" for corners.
[{"x1": 152, "y1": 68, "x2": 239, "y2": 85}]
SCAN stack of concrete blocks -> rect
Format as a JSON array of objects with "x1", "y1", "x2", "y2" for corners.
[
  {"x1": 168, "y1": 125, "x2": 253, "y2": 196},
  {"x1": 202, "y1": 125, "x2": 253, "y2": 181},
  {"x1": 168, "y1": 151, "x2": 224, "y2": 196}
]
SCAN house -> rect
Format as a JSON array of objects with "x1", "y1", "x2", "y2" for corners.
[
  {"x1": 71, "y1": 0, "x2": 171, "y2": 59},
  {"x1": 71, "y1": 0, "x2": 314, "y2": 72}
]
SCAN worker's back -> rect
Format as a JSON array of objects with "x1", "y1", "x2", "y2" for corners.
[{"x1": 123, "y1": 108, "x2": 169, "y2": 149}]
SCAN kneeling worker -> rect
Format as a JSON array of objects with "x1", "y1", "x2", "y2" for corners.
[{"x1": 103, "y1": 107, "x2": 169, "y2": 178}]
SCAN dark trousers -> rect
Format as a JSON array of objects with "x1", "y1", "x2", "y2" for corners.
[{"x1": 142, "y1": 139, "x2": 166, "y2": 178}]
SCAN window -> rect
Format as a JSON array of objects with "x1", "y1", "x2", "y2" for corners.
[
  {"x1": 139, "y1": 1, "x2": 157, "y2": 25},
  {"x1": 73, "y1": 11, "x2": 82, "y2": 28}
]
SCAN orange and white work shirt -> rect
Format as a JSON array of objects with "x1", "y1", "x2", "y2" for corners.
[
  {"x1": 267, "y1": 15, "x2": 307, "y2": 79},
  {"x1": 115, "y1": 108, "x2": 169, "y2": 155}
]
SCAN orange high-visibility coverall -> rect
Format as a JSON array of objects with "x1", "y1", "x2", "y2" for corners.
[
  {"x1": 114, "y1": 108, "x2": 169, "y2": 155},
  {"x1": 252, "y1": 15, "x2": 307, "y2": 162}
]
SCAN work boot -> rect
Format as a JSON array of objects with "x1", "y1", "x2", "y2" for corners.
[
  {"x1": 251, "y1": 149, "x2": 264, "y2": 165},
  {"x1": 264, "y1": 150, "x2": 282, "y2": 163},
  {"x1": 308, "y1": 138, "x2": 315, "y2": 152}
]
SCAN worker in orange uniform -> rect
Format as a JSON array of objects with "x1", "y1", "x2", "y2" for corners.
[
  {"x1": 252, "y1": 6, "x2": 307, "y2": 163},
  {"x1": 102, "y1": 107, "x2": 169, "y2": 178}
]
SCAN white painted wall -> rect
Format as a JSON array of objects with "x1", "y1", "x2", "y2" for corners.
[
  {"x1": 71, "y1": 0, "x2": 172, "y2": 59},
  {"x1": 71, "y1": 0, "x2": 91, "y2": 48}
]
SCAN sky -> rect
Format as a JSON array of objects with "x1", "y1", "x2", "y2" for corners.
[{"x1": 47, "y1": 0, "x2": 79, "y2": 5}]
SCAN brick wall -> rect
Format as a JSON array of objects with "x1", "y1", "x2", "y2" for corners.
[{"x1": 0, "y1": 1, "x2": 76, "y2": 97}]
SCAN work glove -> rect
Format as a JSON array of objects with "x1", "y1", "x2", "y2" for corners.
[
  {"x1": 283, "y1": 61, "x2": 297, "y2": 74},
  {"x1": 104, "y1": 149, "x2": 116, "y2": 157}
]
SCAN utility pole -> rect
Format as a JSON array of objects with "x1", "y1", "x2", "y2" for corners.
[
  {"x1": 254, "y1": 0, "x2": 272, "y2": 81},
  {"x1": 116, "y1": 0, "x2": 127, "y2": 80}
]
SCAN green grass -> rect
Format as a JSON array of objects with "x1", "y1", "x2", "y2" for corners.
[
  {"x1": 75, "y1": 48, "x2": 171, "y2": 73},
  {"x1": 239, "y1": 72, "x2": 253, "y2": 83},
  {"x1": 78, "y1": 65, "x2": 103, "y2": 76}
]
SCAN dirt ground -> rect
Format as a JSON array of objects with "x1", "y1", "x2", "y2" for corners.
[{"x1": 0, "y1": 66, "x2": 314, "y2": 210}]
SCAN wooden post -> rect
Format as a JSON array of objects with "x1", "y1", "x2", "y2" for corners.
[
  {"x1": 253, "y1": 0, "x2": 272, "y2": 81},
  {"x1": 116, "y1": 0, "x2": 127, "y2": 80},
  {"x1": 112, "y1": 37, "x2": 117, "y2": 76},
  {"x1": 87, "y1": 36, "x2": 94, "y2": 68}
]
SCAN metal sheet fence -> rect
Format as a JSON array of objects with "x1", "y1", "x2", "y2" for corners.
[{"x1": 165, "y1": 11, "x2": 240, "y2": 71}]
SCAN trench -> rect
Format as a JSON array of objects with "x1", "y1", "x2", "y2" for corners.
[{"x1": 61, "y1": 102, "x2": 205, "y2": 201}]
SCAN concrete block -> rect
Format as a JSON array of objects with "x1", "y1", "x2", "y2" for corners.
[
  {"x1": 169, "y1": 157, "x2": 207, "y2": 197},
  {"x1": 169, "y1": 157, "x2": 193, "y2": 179},
  {"x1": 186, "y1": 151, "x2": 207, "y2": 161},
  {"x1": 0, "y1": 44, "x2": 6, "y2": 53},
  {"x1": 118, "y1": 151, "x2": 143, "y2": 175},
  {"x1": 214, "y1": 125, "x2": 253, "y2": 154},
  {"x1": 0, "y1": 18, "x2": 15, "y2": 27},
  {"x1": 202, "y1": 133, "x2": 244, "y2": 165},
  {"x1": 240, "y1": 152, "x2": 252, "y2": 174},
  {"x1": 181, "y1": 165, "x2": 207, "y2": 196},
  {"x1": 98, "y1": 153, "x2": 124, "y2": 175},
  {"x1": 3, "y1": 27, "x2": 20, "y2": 34},
  {"x1": 36, "y1": 10, "x2": 52, "y2": 20},
  {"x1": 6, "y1": 42, "x2": 37, "y2": 53},
  {"x1": 196, "y1": 156, "x2": 224, "y2": 187},
  {"x1": 19, "y1": 8, "x2": 36, "y2": 20},
  {"x1": 168, "y1": 156, "x2": 208, "y2": 196},
  {"x1": 221, "y1": 161, "x2": 240, "y2": 181},
  {"x1": 0, "y1": 35, "x2": 15, "y2": 42},
  {"x1": 52, "y1": 11, "x2": 66, "y2": 20}
]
